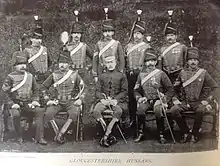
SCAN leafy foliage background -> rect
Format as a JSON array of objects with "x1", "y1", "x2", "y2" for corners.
[{"x1": 0, "y1": 0, "x2": 220, "y2": 105}]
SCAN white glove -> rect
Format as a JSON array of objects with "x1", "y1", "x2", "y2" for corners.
[
  {"x1": 74, "y1": 99, "x2": 82, "y2": 106},
  {"x1": 31, "y1": 101, "x2": 40, "y2": 107},
  {"x1": 11, "y1": 104, "x2": 20, "y2": 109},
  {"x1": 138, "y1": 97, "x2": 148, "y2": 103},
  {"x1": 201, "y1": 100, "x2": 209, "y2": 106}
]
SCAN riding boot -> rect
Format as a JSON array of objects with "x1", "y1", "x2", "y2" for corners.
[
  {"x1": 13, "y1": 116, "x2": 23, "y2": 143},
  {"x1": 134, "y1": 115, "x2": 145, "y2": 143},
  {"x1": 49, "y1": 120, "x2": 59, "y2": 141},
  {"x1": 57, "y1": 119, "x2": 72, "y2": 144},
  {"x1": 175, "y1": 116, "x2": 190, "y2": 143},
  {"x1": 104, "y1": 118, "x2": 118, "y2": 138},
  {"x1": 156, "y1": 117, "x2": 166, "y2": 144}
]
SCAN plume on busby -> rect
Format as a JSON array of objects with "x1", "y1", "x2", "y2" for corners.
[
  {"x1": 163, "y1": 10, "x2": 177, "y2": 35},
  {"x1": 189, "y1": 35, "x2": 194, "y2": 47},
  {"x1": 102, "y1": 8, "x2": 115, "y2": 32},
  {"x1": 70, "y1": 10, "x2": 84, "y2": 34},
  {"x1": 10, "y1": 51, "x2": 28, "y2": 66},
  {"x1": 33, "y1": 15, "x2": 43, "y2": 38},
  {"x1": 128, "y1": 10, "x2": 146, "y2": 43}
]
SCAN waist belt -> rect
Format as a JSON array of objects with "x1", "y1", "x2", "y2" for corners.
[
  {"x1": 57, "y1": 95, "x2": 72, "y2": 101},
  {"x1": 163, "y1": 65, "x2": 181, "y2": 73},
  {"x1": 72, "y1": 64, "x2": 84, "y2": 69}
]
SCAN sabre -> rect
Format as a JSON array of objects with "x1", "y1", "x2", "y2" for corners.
[
  {"x1": 157, "y1": 89, "x2": 176, "y2": 143},
  {"x1": 101, "y1": 93, "x2": 128, "y2": 144}
]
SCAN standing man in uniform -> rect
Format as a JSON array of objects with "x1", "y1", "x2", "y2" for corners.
[
  {"x1": 134, "y1": 48, "x2": 174, "y2": 143},
  {"x1": 92, "y1": 8, "x2": 125, "y2": 82},
  {"x1": 158, "y1": 10, "x2": 187, "y2": 83},
  {"x1": 125, "y1": 10, "x2": 151, "y2": 129},
  {"x1": 170, "y1": 47, "x2": 219, "y2": 143},
  {"x1": 23, "y1": 16, "x2": 54, "y2": 106},
  {"x1": 23, "y1": 16, "x2": 54, "y2": 84},
  {"x1": 62, "y1": 10, "x2": 93, "y2": 84},
  {"x1": 2, "y1": 51, "x2": 47, "y2": 145},
  {"x1": 92, "y1": 55, "x2": 128, "y2": 147},
  {"x1": 41, "y1": 51, "x2": 87, "y2": 144}
]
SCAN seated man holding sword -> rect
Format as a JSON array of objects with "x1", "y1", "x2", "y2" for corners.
[
  {"x1": 92, "y1": 55, "x2": 128, "y2": 147},
  {"x1": 41, "y1": 50, "x2": 87, "y2": 144}
]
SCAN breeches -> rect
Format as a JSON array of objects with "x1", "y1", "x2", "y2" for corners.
[
  {"x1": 44, "y1": 101, "x2": 80, "y2": 123},
  {"x1": 137, "y1": 100, "x2": 163, "y2": 118},
  {"x1": 9, "y1": 104, "x2": 45, "y2": 140},
  {"x1": 92, "y1": 102, "x2": 123, "y2": 119},
  {"x1": 170, "y1": 102, "x2": 206, "y2": 117},
  {"x1": 170, "y1": 102, "x2": 206, "y2": 135}
]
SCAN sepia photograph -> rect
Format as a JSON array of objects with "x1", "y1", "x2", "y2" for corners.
[{"x1": 0, "y1": 0, "x2": 219, "y2": 157}]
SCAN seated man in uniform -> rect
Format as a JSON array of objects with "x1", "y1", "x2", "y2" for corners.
[
  {"x1": 92, "y1": 55, "x2": 128, "y2": 147},
  {"x1": 41, "y1": 50, "x2": 87, "y2": 144},
  {"x1": 134, "y1": 48, "x2": 174, "y2": 144},
  {"x1": 170, "y1": 47, "x2": 219, "y2": 143},
  {"x1": 2, "y1": 51, "x2": 47, "y2": 145}
]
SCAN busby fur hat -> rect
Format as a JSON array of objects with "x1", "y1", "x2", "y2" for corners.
[
  {"x1": 102, "y1": 19, "x2": 115, "y2": 32},
  {"x1": 134, "y1": 21, "x2": 146, "y2": 34},
  {"x1": 144, "y1": 48, "x2": 157, "y2": 62},
  {"x1": 58, "y1": 50, "x2": 71, "y2": 64},
  {"x1": 70, "y1": 22, "x2": 84, "y2": 34},
  {"x1": 164, "y1": 22, "x2": 177, "y2": 35},
  {"x1": 187, "y1": 47, "x2": 199, "y2": 60},
  {"x1": 10, "y1": 51, "x2": 28, "y2": 66}
]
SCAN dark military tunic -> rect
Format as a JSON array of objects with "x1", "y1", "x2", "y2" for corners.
[
  {"x1": 159, "y1": 42, "x2": 187, "y2": 83},
  {"x1": 2, "y1": 71, "x2": 39, "y2": 106},
  {"x1": 23, "y1": 45, "x2": 53, "y2": 83},
  {"x1": 134, "y1": 68, "x2": 173, "y2": 103},
  {"x1": 95, "y1": 70, "x2": 128, "y2": 111},
  {"x1": 63, "y1": 41, "x2": 93, "y2": 70},
  {"x1": 125, "y1": 41, "x2": 150, "y2": 71},
  {"x1": 175, "y1": 67, "x2": 219, "y2": 103},
  {"x1": 42, "y1": 69, "x2": 87, "y2": 104},
  {"x1": 92, "y1": 38, "x2": 125, "y2": 77}
]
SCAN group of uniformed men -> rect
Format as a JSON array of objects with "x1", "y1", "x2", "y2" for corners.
[{"x1": 0, "y1": 9, "x2": 219, "y2": 147}]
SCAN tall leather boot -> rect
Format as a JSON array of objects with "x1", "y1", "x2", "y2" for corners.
[
  {"x1": 57, "y1": 119, "x2": 72, "y2": 144},
  {"x1": 156, "y1": 117, "x2": 166, "y2": 144},
  {"x1": 102, "y1": 118, "x2": 118, "y2": 147},
  {"x1": 175, "y1": 116, "x2": 190, "y2": 143},
  {"x1": 13, "y1": 116, "x2": 23, "y2": 143},
  {"x1": 35, "y1": 108, "x2": 47, "y2": 145},
  {"x1": 134, "y1": 115, "x2": 145, "y2": 143}
]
